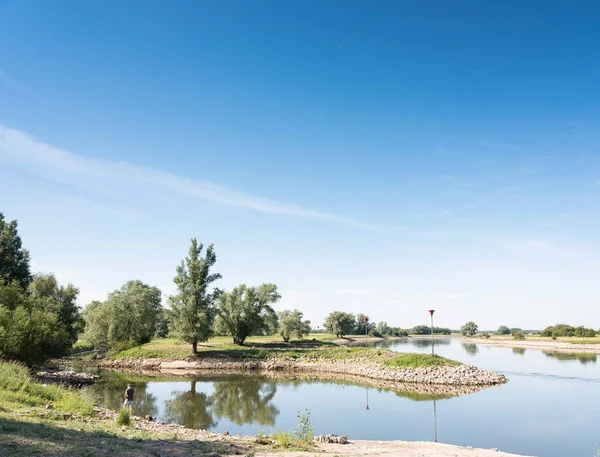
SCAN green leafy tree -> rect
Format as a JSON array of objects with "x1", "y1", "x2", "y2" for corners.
[
  {"x1": 216, "y1": 284, "x2": 280, "y2": 345},
  {"x1": 541, "y1": 324, "x2": 593, "y2": 338},
  {"x1": 323, "y1": 311, "x2": 355, "y2": 338},
  {"x1": 355, "y1": 314, "x2": 375, "y2": 334},
  {"x1": 0, "y1": 212, "x2": 32, "y2": 289},
  {"x1": 497, "y1": 325, "x2": 510, "y2": 335},
  {"x1": 169, "y1": 239, "x2": 221, "y2": 353},
  {"x1": 411, "y1": 325, "x2": 431, "y2": 335},
  {"x1": 81, "y1": 280, "x2": 162, "y2": 350},
  {"x1": 154, "y1": 306, "x2": 172, "y2": 338},
  {"x1": 376, "y1": 321, "x2": 391, "y2": 336},
  {"x1": 278, "y1": 309, "x2": 311, "y2": 342},
  {"x1": 28, "y1": 273, "x2": 81, "y2": 346},
  {"x1": 461, "y1": 321, "x2": 478, "y2": 337},
  {"x1": 0, "y1": 281, "x2": 69, "y2": 365}
]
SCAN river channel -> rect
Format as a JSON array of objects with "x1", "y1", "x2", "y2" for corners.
[{"x1": 77, "y1": 338, "x2": 600, "y2": 457}]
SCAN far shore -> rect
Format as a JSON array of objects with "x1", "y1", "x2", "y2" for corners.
[{"x1": 461, "y1": 337, "x2": 600, "y2": 353}]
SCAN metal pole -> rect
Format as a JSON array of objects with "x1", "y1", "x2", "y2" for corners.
[
  {"x1": 433, "y1": 399, "x2": 438, "y2": 442},
  {"x1": 431, "y1": 313, "x2": 434, "y2": 356}
]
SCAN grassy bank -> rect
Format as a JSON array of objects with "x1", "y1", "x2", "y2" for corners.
[
  {"x1": 0, "y1": 362, "x2": 92, "y2": 416},
  {"x1": 111, "y1": 336, "x2": 461, "y2": 369},
  {"x1": 0, "y1": 360, "x2": 277, "y2": 456}
]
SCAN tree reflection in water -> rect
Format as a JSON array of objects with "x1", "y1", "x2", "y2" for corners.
[
  {"x1": 211, "y1": 377, "x2": 279, "y2": 426},
  {"x1": 543, "y1": 351, "x2": 597, "y2": 365},
  {"x1": 512, "y1": 347, "x2": 526, "y2": 355},
  {"x1": 409, "y1": 338, "x2": 451, "y2": 349},
  {"x1": 461, "y1": 343, "x2": 479, "y2": 355},
  {"x1": 164, "y1": 381, "x2": 217, "y2": 429},
  {"x1": 84, "y1": 378, "x2": 159, "y2": 419}
]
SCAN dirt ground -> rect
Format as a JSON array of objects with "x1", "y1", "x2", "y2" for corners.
[{"x1": 250, "y1": 440, "x2": 532, "y2": 457}]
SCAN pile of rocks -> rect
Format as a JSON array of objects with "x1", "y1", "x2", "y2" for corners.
[
  {"x1": 315, "y1": 434, "x2": 349, "y2": 444},
  {"x1": 101, "y1": 357, "x2": 506, "y2": 386},
  {"x1": 36, "y1": 370, "x2": 100, "y2": 387}
]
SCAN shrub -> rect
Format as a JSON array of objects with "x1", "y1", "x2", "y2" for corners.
[
  {"x1": 116, "y1": 408, "x2": 131, "y2": 426},
  {"x1": 551, "y1": 333, "x2": 558, "y2": 340},
  {"x1": 269, "y1": 409, "x2": 313, "y2": 449},
  {"x1": 482, "y1": 332, "x2": 491, "y2": 339},
  {"x1": 512, "y1": 331, "x2": 526, "y2": 341},
  {"x1": 497, "y1": 325, "x2": 511, "y2": 335},
  {"x1": 584, "y1": 329, "x2": 596, "y2": 338}
]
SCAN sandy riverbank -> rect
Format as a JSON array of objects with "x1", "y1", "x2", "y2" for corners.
[
  {"x1": 259, "y1": 440, "x2": 532, "y2": 457},
  {"x1": 89, "y1": 408, "x2": 531, "y2": 457},
  {"x1": 463, "y1": 337, "x2": 600, "y2": 353}
]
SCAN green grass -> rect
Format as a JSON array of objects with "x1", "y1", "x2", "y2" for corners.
[
  {"x1": 384, "y1": 353, "x2": 461, "y2": 369},
  {"x1": 113, "y1": 334, "x2": 339, "y2": 360},
  {"x1": 268, "y1": 409, "x2": 314, "y2": 451},
  {"x1": 0, "y1": 360, "x2": 254, "y2": 456},
  {"x1": 109, "y1": 335, "x2": 464, "y2": 371},
  {"x1": 568, "y1": 338, "x2": 600, "y2": 345},
  {"x1": 0, "y1": 361, "x2": 93, "y2": 416}
]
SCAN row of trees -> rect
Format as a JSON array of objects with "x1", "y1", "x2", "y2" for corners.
[
  {"x1": 1, "y1": 212, "x2": 315, "y2": 362},
  {"x1": 540, "y1": 324, "x2": 596, "y2": 338},
  {"x1": 320, "y1": 311, "x2": 453, "y2": 338},
  {"x1": 81, "y1": 239, "x2": 313, "y2": 352}
]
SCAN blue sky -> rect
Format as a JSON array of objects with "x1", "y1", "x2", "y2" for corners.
[{"x1": 1, "y1": 1, "x2": 599, "y2": 329}]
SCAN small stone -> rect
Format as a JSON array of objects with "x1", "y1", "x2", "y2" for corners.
[{"x1": 46, "y1": 404, "x2": 53, "y2": 409}]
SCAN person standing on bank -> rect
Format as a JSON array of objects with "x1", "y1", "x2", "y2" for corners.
[{"x1": 123, "y1": 384, "x2": 134, "y2": 415}]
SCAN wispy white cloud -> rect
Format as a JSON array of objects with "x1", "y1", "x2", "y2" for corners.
[{"x1": 0, "y1": 125, "x2": 373, "y2": 229}]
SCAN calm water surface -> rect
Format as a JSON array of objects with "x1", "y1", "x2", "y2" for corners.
[{"x1": 81, "y1": 339, "x2": 600, "y2": 457}]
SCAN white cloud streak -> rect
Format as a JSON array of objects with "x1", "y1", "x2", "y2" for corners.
[{"x1": 0, "y1": 125, "x2": 373, "y2": 229}]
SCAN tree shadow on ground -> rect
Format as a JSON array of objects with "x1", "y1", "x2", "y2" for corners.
[
  {"x1": 192, "y1": 339, "x2": 337, "y2": 360},
  {"x1": 0, "y1": 417, "x2": 249, "y2": 457}
]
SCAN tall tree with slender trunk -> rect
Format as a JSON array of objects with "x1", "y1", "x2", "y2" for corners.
[
  {"x1": 169, "y1": 239, "x2": 221, "y2": 353},
  {"x1": 0, "y1": 212, "x2": 32, "y2": 289}
]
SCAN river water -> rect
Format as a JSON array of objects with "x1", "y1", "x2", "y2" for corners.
[{"x1": 79, "y1": 338, "x2": 600, "y2": 457}]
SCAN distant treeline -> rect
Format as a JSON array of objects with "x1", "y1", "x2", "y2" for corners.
[
  {"x1": 321, "y1": 311, "x2": 453, "y2": 338},
  {"x1": 540, "y1": 324, "x2": 596, "y2": 338}
]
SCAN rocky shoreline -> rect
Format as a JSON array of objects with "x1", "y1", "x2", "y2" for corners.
[
  {"x1": 103, "y1": 366, "x2": 495, "y2": 398},
  {"x1": 36, "y1": 370, "x2": 100, "y2": 387},
  {"x1": 99, "y1": 356, "x2": 507, "y2": 386}
]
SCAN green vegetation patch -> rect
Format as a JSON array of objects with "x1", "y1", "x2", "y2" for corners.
[
  {"x1": 384, "y1": 353, "x2": 462, "y2": 369},
  {"x1": 0, "y1": 361, "x2": 93, "y2": 416},
  {"x1": 111, "y1": 336, "x2": 465, "y2": 370}
]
